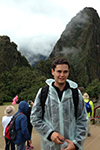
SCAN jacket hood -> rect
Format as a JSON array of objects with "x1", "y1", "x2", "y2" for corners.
[
  {"x1": 46, "y1": 79, "x2": 78, "y2": 89},
  {"x1": 19, "y1": 101, "x2": 29, "y2": 114}
]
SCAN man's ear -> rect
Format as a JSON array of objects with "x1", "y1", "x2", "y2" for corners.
[{"x1": 51, "y1": 69, "x2": 54, "y2": 76}]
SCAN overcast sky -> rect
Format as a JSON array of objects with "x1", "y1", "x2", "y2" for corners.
[{"x1": 0, "y1": 0, "x2": 100, "y2": 63}]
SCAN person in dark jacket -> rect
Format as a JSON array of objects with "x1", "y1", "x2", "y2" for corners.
[
  {"x1": 13, "y1": 101, "x2": 32, "y2": 150},
  {"x1": 26, "y1": 101, "x2": 34, "y2": 150},
  {"x1": 16, "y1": 98, "x2": 34, "y2": 149}
]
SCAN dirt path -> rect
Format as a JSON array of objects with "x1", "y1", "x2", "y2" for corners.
[
  {"x1": 1, "y1": 105, "x2": 100, "y2": 150},
  {"x1": 84, "y1": 125, "x2": 100, "y2": 150}
]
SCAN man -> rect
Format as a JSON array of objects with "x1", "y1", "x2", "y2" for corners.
[
  {"x1": 14, "y1": 101, "x2": 32, "y2": 150},
  {"x1": 83, "y1": 93, "x2": 94, "y2": 137},
  {"x1": 30, "y1": 57, "x2": 88, "y2": 150}
]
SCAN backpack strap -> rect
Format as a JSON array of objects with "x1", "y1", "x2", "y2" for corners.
[
  {"x1": 14, "y1": 112, "x2": 23, "y2": 120},
  {"x1": 40, "y1": 86, "x2": 79, "y2": 120},
  {"x1": 14, "y1": 113, "x2": 22, "y2": 118},
  {"x1": 40, "y1": 85, "x2": 49, "y2": 119},
  {"x1": 71, "y1": 88, "x2": 79, "y2": 120},
  {"x1": 14, "y1": 112, "x2": 24, "y2": 133}
]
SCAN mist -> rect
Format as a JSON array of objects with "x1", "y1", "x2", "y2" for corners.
[
  {"x1": 19, "y1": 34, "x2": 58, "y2": 65},
  {"x1": 0, "y1": 0, "x2": 100, "y2": 65}
]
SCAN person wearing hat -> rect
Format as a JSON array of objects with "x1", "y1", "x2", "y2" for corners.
[
  {"x1": 2, "y1": 105, "x2": 15, "y2": 150},
  {"x1": 83, "y1": 93, "x2": 94, "y2": 137}
]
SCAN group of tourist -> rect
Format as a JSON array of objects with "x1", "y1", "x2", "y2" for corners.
[{"x1": 2, "y1": 57, "x2": 94, "y2": 150}]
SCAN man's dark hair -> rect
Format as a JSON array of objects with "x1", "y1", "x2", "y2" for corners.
[{"x1": 52, "y1": 57, "x2": 70, "y2": 70}]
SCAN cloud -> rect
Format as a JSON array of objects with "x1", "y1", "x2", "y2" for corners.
[
  {"x1": 0, "y1": 0, "x2": 100, "y2": 64},
  {"x1": 20, "y1": 34, "x2": 58, "y2": 55},
  {"x1": 18, "y1": 34, "x2": 59, "y2": 65},
  {"x1": 63, "y1": 9, "x2": 89, "y2": 36},
  {"x1": 61, "y1": 47, "x2": 82, "y2": 57}
]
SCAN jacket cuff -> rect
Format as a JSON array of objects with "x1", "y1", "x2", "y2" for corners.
[
  {"x1": 74, "y1": 144, "x2": 79, "y2": 150},
  {"x1": 47, "y1": 131, "x2": 55, "y2": 141}
]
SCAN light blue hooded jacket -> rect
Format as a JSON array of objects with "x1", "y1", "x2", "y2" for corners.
[{"x1": 30, "y1": 79, "x2": 88, "y2": 150}]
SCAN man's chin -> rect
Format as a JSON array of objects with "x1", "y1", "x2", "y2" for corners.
[{"x1": 59, "y1": 81, "x2": 66, "y2": 85}]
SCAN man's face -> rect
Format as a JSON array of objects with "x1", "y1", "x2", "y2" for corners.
[{"x1": 51, "y1": 64, "x2": 69, "y2": 85}]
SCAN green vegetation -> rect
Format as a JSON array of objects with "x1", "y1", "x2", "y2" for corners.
[
  {"x1": 2, "y1": 102, "x2": 12, "y2": 105},
  {"x1": 0, "y1": 59, "x2": 100, "y2": 105},
  {"x1": 85, "y1": 78, "x2": 100, "y2": 99},
  {"x1": 0, "y1": 65, "x2": 49, "y2": 105},
  {"x1": 1, "y1": 8, "x2": 100, "y2": 105}
]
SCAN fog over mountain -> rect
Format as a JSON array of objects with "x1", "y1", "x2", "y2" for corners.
[
  {"x1": 19, "y1": 34, "x2": 58, "y2": 65},
  {"x1": 1, "y1": 0, "x2": 100, "y2": 65}
]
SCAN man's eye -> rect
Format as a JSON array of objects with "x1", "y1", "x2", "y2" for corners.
[
  {"x1": 58, "y1": 71, "x2": 61, "y2": 73},
  {"x1": 65, "y1": 71, "x2": 69, "y2": 73}
]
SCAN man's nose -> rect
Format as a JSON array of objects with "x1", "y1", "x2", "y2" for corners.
[{"x1": 60, "y1": 72, "x2": 64, "y2": 76}]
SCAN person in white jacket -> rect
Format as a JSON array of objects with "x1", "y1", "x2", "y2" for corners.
[
  {"x1": 2, "y1": 105, "x2": 15, "y2": 150},
  {"x1": 30, "y1": 57, "x2": 88, "y2": 150}
]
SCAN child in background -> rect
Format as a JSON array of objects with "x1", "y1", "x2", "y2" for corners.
[
  {"x1": 16, "y1": 98, "x2": 34, "y2": 149},
  {"x1": 2, "y1": 105, "x2": 15, "y2": 150},
  {"x1": 13, "y1": 101, "x2": 32, "y2": 150}
]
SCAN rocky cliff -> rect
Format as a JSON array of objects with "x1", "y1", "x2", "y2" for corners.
[
  {"x1": 0, "y1": 36, "x2": 30, "y2": 74},
  {"x1": 49, "y1": 7, "x2": 100, "y2": 87}
]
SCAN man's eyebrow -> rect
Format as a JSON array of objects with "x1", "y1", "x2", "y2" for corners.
[
  {"x1": 57, "y1": 70, "x2": 61, "y2": 71},
  {"x1": 57, "y1": 70, "x2": 69, "y2": 72}
]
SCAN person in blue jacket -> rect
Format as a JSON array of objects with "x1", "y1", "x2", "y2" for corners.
[
  {"x1": 14, "y1": 101, "x2": 32, "y2": 150},
  {"x1": 30, "y1": 57, "x2": 88, "y2": 150}
]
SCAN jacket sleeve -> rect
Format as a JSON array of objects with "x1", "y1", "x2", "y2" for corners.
[
  {"x1": 90, "y1": 101, "x2": 94, "y2": 117},
  {"x1": 30, "y1": 88, "x2": 54, "y2": 140},
  {"x1": 73, "y1": 90, "x2": 88, "y2": 149},
  {"x1": 21, "y1": 114, "x2": 31, "y2": 141}
]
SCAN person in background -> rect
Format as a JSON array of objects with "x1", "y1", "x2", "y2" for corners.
[
  {"x1": 78, "y1": 87, "x2": 84, "y2": 95},
  {"x1": 2, "y1": 105, "x2": 15, "y2": 150},
  {"x1": 16, "y1": 98, "x2": 34, "y2": 149},
  {"x1": 16, "y1": 97, "x2": 22, "y2": 104},
  {"x1": 30, "y1": 57, "x2": 88, "y2": 150},
  {"x1": 83, "y1": 93, "x2": 94, "y2": 137},
  {"x1": 13, "y1": 101, "x2": 32, "y2": 150},
  {"x1": 26, "y1": 101, "x2": 34, "y2": 150}
]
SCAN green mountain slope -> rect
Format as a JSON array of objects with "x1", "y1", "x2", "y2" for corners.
[
  {"x1": 49, "y1": 7, "x2": 100, "y2": 87},
  {"x1": 0, "y1": 36, "x2": 30, "y2": 74}
]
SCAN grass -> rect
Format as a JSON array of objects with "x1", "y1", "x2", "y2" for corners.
[{"x1": 0, "y1": 102, "x2": 12, "y2": 106}]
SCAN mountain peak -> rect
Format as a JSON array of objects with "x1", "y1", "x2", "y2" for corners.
[{"x1": 49, "y1": 7, "x2": 100, "y2": 87}]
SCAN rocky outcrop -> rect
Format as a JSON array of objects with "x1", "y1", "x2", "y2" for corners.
[
  {"x1": 49, "y1": 7, "x2": 100, "y2": 87},
  {"x1": 0, "y1": 36, "x2": 30, "y2": 74}
]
